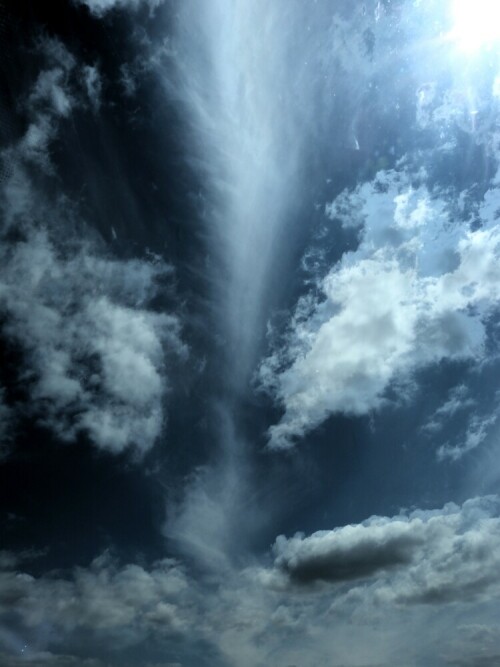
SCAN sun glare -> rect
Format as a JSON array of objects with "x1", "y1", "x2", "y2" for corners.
[{"x1": 452, "y1": 0, "x2": 500, "y2": 51}]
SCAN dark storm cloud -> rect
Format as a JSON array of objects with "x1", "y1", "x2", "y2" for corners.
[{"x1": 0, "y1": 37, "x2": 186, "y2": 455}]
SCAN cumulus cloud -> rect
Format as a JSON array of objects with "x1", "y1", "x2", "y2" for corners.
[
  {"x1": 0, "y1": 39, "x2": 185, "y2": 455},
  {"x1": 270, "y1": 496, "x2": 500, "y2": 607},
  {"x1": 3, "y1": 498, "x2": 499, "y2": 667},
  {"x1": 0, "y1": 552, "x2": 192, "y2": 652},
  {"x1": 0, "y1": 231, "x2": 185, "y2": 454},
  {"x1": 260, "y1": 166, "x2": 500, "y2": 448}
]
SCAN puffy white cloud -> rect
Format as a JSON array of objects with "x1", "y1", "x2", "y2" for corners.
[
  {"x1": 260, "y1": 168, "x2": 500, "y2": 448},
  {"x1": 0, "y1": 230, "x2": 185, "y2": 454}
]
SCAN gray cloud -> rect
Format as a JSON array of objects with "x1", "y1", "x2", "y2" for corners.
[
  {"x1": 273, "y1": 519, "x2": 424, "y2": 585},
  {"x1": 266, "y1": 497, "x2": 500, "y2": 607},
  {"x1": 0, "y1": 388, "x2": 11, "y2": 457}
]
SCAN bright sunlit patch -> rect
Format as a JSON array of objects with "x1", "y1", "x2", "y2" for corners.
[{"x1": 451, "y1": 0, "x2": 500, "y2": 51}]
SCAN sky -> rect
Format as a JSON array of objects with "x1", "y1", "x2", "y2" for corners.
[{"x1": 2, "y1": 0, "x2": 500, "y2": 665}]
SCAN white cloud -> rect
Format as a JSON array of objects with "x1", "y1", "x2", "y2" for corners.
[
  {"x1": 437, "y1": 413, "x2": 498, "y2": 461},
  {"x1": 422, "y1": 384, "x2": 475, "y2": 434},
  {"x1": 0, "y1": 230, "x2": 185, "y2": 455},
  {"x1": 260, "y1": 168, "x2": 500, "y2": 449},
  {"x1": 0, "y1": 40, "x2": 186, "y2": 455}
]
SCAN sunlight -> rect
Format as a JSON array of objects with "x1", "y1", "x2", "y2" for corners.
[{"x1": 451, "y1": 0, "x2": 500, "y2": 51}]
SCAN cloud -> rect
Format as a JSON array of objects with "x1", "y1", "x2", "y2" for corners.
[
  {"x1": 421, "y1": 384, "x2": 498, "y2": 462},
  {"x1": 437, "y1": 412, "x2": 498, "y2": 461},
  {"x1": 76, "y1": 0, "x2": 164, "y2": 17},
  {"x1": 422, "y1": 384, "x2": 475, "y2": 434},
  {"x1": 0, "y1": 231, "x2": 185, "y2": 454},
  {"x1": 0, "y1": 552, "x2": 190, "y2": 642},
  {"x1": 0, "y1": 38, "x2": 186, "y2": 455},
  {"x1": 446, "y1": 658, "x2": 500, "y2": 667},
  {"x1": 3, "y1": 498, "x2": 500, "y2": 667},
  {"x1": 272, "y1": 496, "x2": 500, "y2": 606},
  {"x1": 0, "y1": 552, "x2": 228, "y2": 667},
  {"x1": 260, "y1": 167, "x2": 500, "y2": 448},
  {"x1": 272, "y1": 518, "x2": 424, "y2": 585},
  {"x1": 0, "y1": 653, "x2": 109, "y2": 667},
  {"x1": 82, "y1": 65, "x2": 102, "y2": 112}
]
